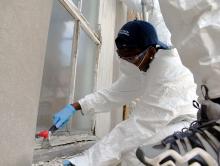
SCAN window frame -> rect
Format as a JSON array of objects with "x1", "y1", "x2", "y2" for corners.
[{"x1": 59, "y1": 0, "x2": 119, "y2": 137}]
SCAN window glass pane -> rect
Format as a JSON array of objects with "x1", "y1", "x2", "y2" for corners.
[
  {"x1": 81, "y1": 0, "x2": 99, "y2": 30},
  {"x1": 70, "y1": 0, "x2": 81, "y2": 7},
  {"x1": 70, "y1": 0, "x2": 99, "y2": 30},
  {"x1": 36, "y1": 0, "x2": 75, "y2": 131},
  {"x1": 71, "y1": 28, "x2": 98, "y2": 131}
]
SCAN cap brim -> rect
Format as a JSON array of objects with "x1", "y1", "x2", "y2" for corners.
[{"x1": 157, "y1": 41, "x2": 170, "y2": 50}]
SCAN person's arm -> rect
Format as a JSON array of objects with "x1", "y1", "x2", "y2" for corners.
[
  {"x1": 78, "y1": 73, "x2": 145, "y2": 114},
  {"x1": 53, "y1": 73, "x2": 145, "y2": 128}
]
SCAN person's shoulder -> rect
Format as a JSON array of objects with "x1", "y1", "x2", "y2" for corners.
[
  {"x1": 151, "y1": 49, "x2": 184, "y2": 72},
  {"x1": 157, "y1": 48, "x2": 178, "y2": 56}
]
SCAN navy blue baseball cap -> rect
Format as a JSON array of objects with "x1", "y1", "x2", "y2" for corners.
[{"x1": 115, "y1": 20, "x2": 170, "y2": 50}]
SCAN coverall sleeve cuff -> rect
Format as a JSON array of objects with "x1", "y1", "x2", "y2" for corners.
[{"x1": 78, "y1": 98, "x2": 91, "y2": 115}]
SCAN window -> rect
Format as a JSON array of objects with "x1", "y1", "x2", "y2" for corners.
[{"x1": 36, "y1": 0, "x2": 101, "y2": 133}]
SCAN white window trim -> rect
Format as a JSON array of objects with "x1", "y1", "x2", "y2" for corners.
[
  {"x1": 68, "y1": 20, "x2": 80, "y2": 104},
  {"x1": 59, "y1": 0, "x2": 102, "y2": 133},
  {"x1": 59, "y1": 0, "x2": 101, "y2": 45},
  {"x1": 59, "y1": 0, "x2": 119, "y2": 137}
]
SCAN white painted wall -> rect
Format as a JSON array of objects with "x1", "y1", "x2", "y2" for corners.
[
  {"x1": 95, "y1": 0, "x2": 130, "y2": 135},
  {"x1": 111, "y1": 0, "x2": 128, "y2": 129},
  {"x1": 0, "y1": 0, "x2": 52, "y2": 165},
  {"x1": 94, "y1": 0, "x2": 117, "y2": 137}
]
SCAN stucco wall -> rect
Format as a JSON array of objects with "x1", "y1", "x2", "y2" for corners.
[{"x1": 0, "y1": 0, "x2": 52, "y2": 165}]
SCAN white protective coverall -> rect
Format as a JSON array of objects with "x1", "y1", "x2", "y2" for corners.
[
  {"x1": 68, "y1": 48, "x2": 197, "y2": 166},
  {"x1": 118, "y1": 0, "x2": 220, "y2": 165},
  {"x1": 67, "y1": 1, "x2": 199, "y2": 166},
  {"x1": 131, "y1": 0, "x2": 220, "y2": 100}
]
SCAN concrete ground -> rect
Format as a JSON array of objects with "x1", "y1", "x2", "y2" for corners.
[
  {"x1": 32, "y1": 157, "x2": 65, "y2": 166},
  {"x1": 32, "y1": 131, "x2": 97, "y2": 165}
]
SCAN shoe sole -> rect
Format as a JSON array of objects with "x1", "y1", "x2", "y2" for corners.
[{"x1": 136, "y1": 147, "x2": 218, "y2": 166}]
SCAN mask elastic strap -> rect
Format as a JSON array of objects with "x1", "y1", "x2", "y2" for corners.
[{"x1": 138, "y1": 46, "x2": 154, "y2": 71}]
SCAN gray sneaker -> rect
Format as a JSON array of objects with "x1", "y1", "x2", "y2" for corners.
[{"x1": 136, "y1": 85, "x2": 220, "y2": 166}]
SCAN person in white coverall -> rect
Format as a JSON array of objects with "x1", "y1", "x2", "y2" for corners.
[
  {"x1": 53, "y1": 20, "x2": 197, "y2": 166},
  {"x1": 121, "y1": 0, "x2": 220, "y2": 165},
  {"x1": 122, "y1": 0, "x2": 220, "y2": 103}
]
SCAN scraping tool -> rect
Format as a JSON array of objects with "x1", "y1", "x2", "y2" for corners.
[{"x1": 35, "y1": 125, "x2": 58, "y2": 148}]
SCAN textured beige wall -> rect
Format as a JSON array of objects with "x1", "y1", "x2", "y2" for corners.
[{"x1": 0, "y1": 0, "x2": 52, "y2": 165}]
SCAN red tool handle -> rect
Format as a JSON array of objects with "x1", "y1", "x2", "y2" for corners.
[{"x1": 35, "y1": 125, "x2": 58, "y2": 139}]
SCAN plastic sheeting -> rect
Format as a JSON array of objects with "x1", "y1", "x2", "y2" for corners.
[
  {"x1": 158, "y1": 0, "x2": 220, "y2": 99},
  {"x1": 120, "y1": 0, "x2": 153, "y2": 12},
  {"x1": 121, "y1": 0, "x2": 172, "y2": 46}
]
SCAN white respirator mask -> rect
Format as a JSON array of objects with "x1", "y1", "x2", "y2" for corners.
[{"x1": 119, "y1": 58, "x2": 143, "y2": 76}]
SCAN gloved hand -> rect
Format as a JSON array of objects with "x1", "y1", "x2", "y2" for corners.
[
  {"x1": 53, "y1": 104, "x2": 77, "y2": 128},
  {"x1": 63, "y1": 160, "x2": 73, "y2": 166}
]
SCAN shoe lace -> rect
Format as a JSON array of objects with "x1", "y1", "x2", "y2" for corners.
[
  {"x1": 161, "y1": 85, "x2": 215, "y2": 146},
  {"x1": 162, "y1": 120, "x2": 202, "y2": 145},
  {"x1": 162, "y1": 100, "x2": 205, "y2": 145}
]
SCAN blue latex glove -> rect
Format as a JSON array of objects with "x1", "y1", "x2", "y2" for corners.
[
  {"x1": 53, "y1": 104, "x2": 77, "y2": 128},
  {"x1": 63, "y1": 160, "x2": 73, "y2": 166}
]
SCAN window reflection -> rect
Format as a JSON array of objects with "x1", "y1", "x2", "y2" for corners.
[{"x1": 36, "y1": 0, "x2": 75, "y2": 131}]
